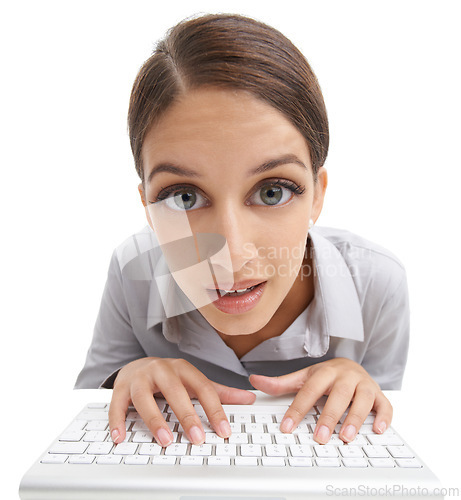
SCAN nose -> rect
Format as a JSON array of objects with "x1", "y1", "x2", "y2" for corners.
[{"x1": 204, "y1": 204, "x2": 259, "y2": 275}]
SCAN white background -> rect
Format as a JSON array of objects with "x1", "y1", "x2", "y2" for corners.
[{"x1": 2, "y1": 0, "x2": 460, "y2": 497}]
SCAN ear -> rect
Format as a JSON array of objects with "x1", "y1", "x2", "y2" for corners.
[
  {"x1": 138, "y1": 183, "x2": 147, "y2": 207},
  {"x1": 138, "y1": 183, "x2": 155, "y2": 231},
  {"x1": 311, "y1": 167, "x2": 328, "y2": 224}
]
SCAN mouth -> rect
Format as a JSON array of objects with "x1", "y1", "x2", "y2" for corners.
[{"x1": 205, "y1": 281, "x2": 268, "y2": 314}]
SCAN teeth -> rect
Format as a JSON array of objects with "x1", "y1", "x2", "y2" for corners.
[{"x1": 220, "y1": 286, "x2": 254, "y2": 294}]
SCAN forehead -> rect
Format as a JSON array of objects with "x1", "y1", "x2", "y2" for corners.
[{"x1": 141, "y1": 88, "x2": 311, "y2": 171}]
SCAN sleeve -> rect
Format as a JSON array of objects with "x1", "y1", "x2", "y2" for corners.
[
  {"x1": 361, "y1": 271, "x2": 410, "y2": 390},
  {"x1": 74, "y1": 249, "x2": 147, "y2": 389}
]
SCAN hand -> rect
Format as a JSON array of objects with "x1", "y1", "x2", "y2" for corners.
[
  {"x1": 249, "y1": 358, "x2": 392, "y2": 444},
  {"x1": 108, "y1": 357, "x2": 256, "y2": 447}
]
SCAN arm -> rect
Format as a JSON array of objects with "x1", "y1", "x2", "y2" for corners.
[
  {"x1": 361, "y1": 272, "x2": 410, "y2": 390},
  {"x1": 74, "y1": 250, "x2": 147, "y2": 389}
]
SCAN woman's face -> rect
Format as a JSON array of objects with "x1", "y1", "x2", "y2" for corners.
[{"x1": 140, "y1": 88, "x2": 327, "y2": 336}]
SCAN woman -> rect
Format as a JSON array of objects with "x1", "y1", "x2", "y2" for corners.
[{"x1": 75, "y1": 13, "x2": 409, "y2": 451}]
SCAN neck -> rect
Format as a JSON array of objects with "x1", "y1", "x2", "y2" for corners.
[{"x1": 216, "y1": 240, "x2": 315, "y2": 358}]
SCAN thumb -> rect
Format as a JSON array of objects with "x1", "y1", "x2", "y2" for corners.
[
  {"x1": 249, "y1": 370, "x2": 308, "y2": 396},
  {"x1": 212, "y1": 381, "x2": 256, "y2": 405}
]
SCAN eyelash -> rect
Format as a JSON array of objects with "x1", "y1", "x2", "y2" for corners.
[{"x1": 149, "y1": 179, "x2": 306, "y2": 206}]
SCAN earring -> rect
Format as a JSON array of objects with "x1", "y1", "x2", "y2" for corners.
[{"x1": 308, "y1": 218, "x2": 314, "y2": 231}]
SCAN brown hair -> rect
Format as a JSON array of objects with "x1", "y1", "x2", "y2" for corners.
[{"x1": 128, "y1": 13, "x2": 329, "y2": 184}]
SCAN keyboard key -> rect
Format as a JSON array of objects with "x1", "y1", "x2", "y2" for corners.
[
  {"x1": 266, "y1": 423, "x2": 281, "y2": 433},
  {"x1": 125, "y1": 455, "x2": 149, "y2": 465},
  {"x1": 49, "y1": 442, "x2": 89, "y2": 454},
  {"x1": 339, "y1": 446, "x2": 363, "y2": 458},
  {"x1": 326, "y1": 435, "x2": 344, "y2": 446},
  {"x1": 87, "y1": 442, "x2": 113, "y2": 455},
  {"x1": 289, "y1": 457, "x2": 312, "y2": 467},
  {"x1": 59, "y1": 430, "x2": 85, "y2": 442},
  {"x1": 113, "y1": 443, "x2": 138, "y2": 455},
  {"x1": 244, "y1": 423, "x2": 264, "y2": 433},
  {"x1": 215, "y1": 444, "x2": 236, "y2": 456},
  {"x1": 41, "y1": 453, "x2": 68, "y2": 464},
  {"x1": 315, "y1": 458, "x2": 341, "y2": 467},
  {"x1": 296, "y1": 433, "x2": 317, "y2": 446},
  {"x1": 251, "y1": 433, "x2": 272, "y2": 444},
  {"x1": 207, "y1": 456, "x2": 231, "y2": 466},
  {"x1": 85, "y1": 420, "x2": 108, "y2": 431},
  {"x1": 190, "y1": 444, "x2": 212, "y2": 456},
  {"x1": 83, "y1": 431, "x2": 108, "y2": 442},
  {"x1": 151, "y1": 456, "x2": 176, "y2": 465},
  {"x1": 274, "y1": 433, "x2": 296, "y2": 445},
  {"x1": 180, "y1": 456, "x2": 203, "y2": 466},
  {"x1": 78, "y1": 411, "x2": 109, "y2": 421},
  {"x1": 235, "y1": 457, "x2": 258, "y2": 466},
  {"x1": 342, "y1": 458, "x2": 368, "y2": 467},
  {"x1": 254, "y1": 414, "x2": 273, "y2": 424},
  {"x1": 233, "y1": 414, "x2": 252, "y2": 424},
  {"x1": 388, "y1": 446, "x2": 414, "y2": 458},
  {"x1": 396, "y1": 458, "x2": 422, "y2": 468},
  {"x1": 68, "y1": 454, "x2": 96, "y2": 464},
  {"x1": 265, "y1": 444, "x2": 287, "y2": 457},
  {"x1": 96, "y1": 455, "x2": 122, "y2": 465},
  {"x1": 240, "y1": 444, "x2": 262, "y2": 457},
  {"x1": 139, "y1": 443, "x2": 162, "y2": 456},
  {"x1": 367, "y1": 434, "x2": 404, "y2": 446},
  {"x1": 363, "y1": 445, "x2": 389, "y2": 458},
  {"x1": 132, "y1": 421, "x2": 149, "y2": 431},
  {"x1": 164, "y1": 443, "x2": 188, "y2": 456},
  {"x1": 262, "y1": 457, "x2": 286, "y2": 467},
  {"x1": 289, "y1": 445, "x2": 313, "y2": 457},
  {"x1": 132, "y1": 431, "x2": 154, "y2": 443},
  {"x1": 205, "y1": 433, "x2": 224, "y2": 444},
  {"x1": 229, "y1": 422, "x2": 241, "y2": 433},
  {"x1": 228, "y1": 433, "x2": 248, "y2": 444},
  {"x1": 369, "y1": 458, "x2": 395, "y2": 468},
  {"x1": 347, "y1": 435, "x2": 367, "y2": 446},
  {"x1": 314, "y1": 445, "x2": 338, "y2": 458}
]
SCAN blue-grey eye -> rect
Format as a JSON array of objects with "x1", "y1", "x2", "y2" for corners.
[
  {"x1": 249, "y1": 183, "x2": 293, "y2": 206},
  {"x1": 160, "y1": 188, "x2": 208, "y2": 211}
]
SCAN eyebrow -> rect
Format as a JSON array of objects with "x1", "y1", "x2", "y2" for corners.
[{"x1": 146, "y1": 154, "x2": 307, "y2": 184}]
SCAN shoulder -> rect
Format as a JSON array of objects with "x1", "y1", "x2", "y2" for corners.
[
  {"x1": 111, "y1": 225, "x2": 160, "y2": 271},
  {"x1": 312, "y1": 225, "x2": 407, "y2": 299}
]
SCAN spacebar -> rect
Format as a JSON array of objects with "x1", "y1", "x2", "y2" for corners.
[{"x1": 196, "y1": 404, "x2": 290, "y2": 414}]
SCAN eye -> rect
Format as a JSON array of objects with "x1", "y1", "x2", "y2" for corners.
[
  {"x1": 248, "y1": 182, "x2": 296, "y2": 206},
  {"x1": 154, "y1": 187, "x2": 208, "y2": 211}
]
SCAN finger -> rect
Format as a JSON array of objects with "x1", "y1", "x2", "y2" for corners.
[
  {"x1": 371, "y1": 391, "x2": 393, "y2": 434},
  {"x1": 108, "y1": 384, "x2": 130, "y2": 444},
  {"x1": 155, "y1": 365, "x2": 207, "y2": 446},
  {"x1": 279, "y1": 368, "x2": 334, "y2": 434},
  {"x1": 212, "y1": 381, "x2": 256, "y2": 405},
  {"x1": 339, "y1": 382, "x2": 376, "y2": 443},
  {"x1": 314, "y1": 379, "x2": 357, "y2": 444},
  {"x1": 172, "y1": 363, "x2": 235, "y2": 439},
  {"x1": 130, "y1": 377, "x2": 175, "y2": 448},
  {"x1": 249, "y1": 370, "x2": 308, "y2": 396}
]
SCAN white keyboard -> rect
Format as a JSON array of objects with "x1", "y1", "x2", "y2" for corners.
[{"x1": 41, "y1": 400, "x2": 422, "y2": 469}]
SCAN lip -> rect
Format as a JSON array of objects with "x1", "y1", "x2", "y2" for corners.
[
  {"x1": 205, "y1": 279, "x2": 267, "y2": 292},
  {"x1": 206, "y1": 281, "x2": 267, "y2": 314}
]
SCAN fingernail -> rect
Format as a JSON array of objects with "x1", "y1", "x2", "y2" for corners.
[
  {"x1": 218, "y1": 420, "x2": 231, "y2": 438},
  {"x1": 157, "y1": 428, "x2": 173, "y2": 447},
  {"x1": 315, "y1": 425, "x2": 330, "y2": 443},
  {"x1": 111, "y1": 429, "x2": 120, "y2": 444},
  {"x1": 342, "y1": 424, "x2": 356, "y2": 442},
  {"x1": 189, "y1": 425, "x2": 205, "y2": 445},
  {"x1": 281, "y1": 417, "x2": 294, "y2": 433},
  {"x1": 377, "y1": 421, "x2": 387, "y2": 434}
]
